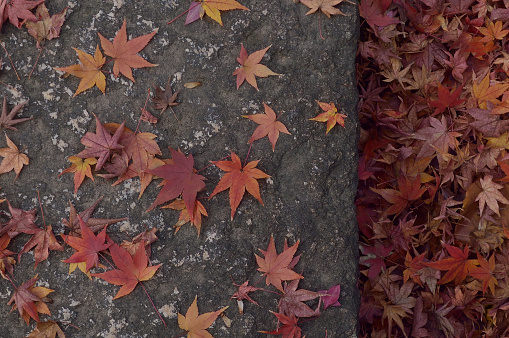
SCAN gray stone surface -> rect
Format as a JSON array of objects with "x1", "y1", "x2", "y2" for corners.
[{"x1": 0, "y1": 0, "x2": 359, "y2": 336}]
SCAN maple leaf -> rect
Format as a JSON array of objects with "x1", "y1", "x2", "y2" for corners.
[
  {"x1": 184, "y1": 0, "x2": 248, "y2": 26},
  {"x1": 54, "y1": 45, "x2": 106, "y2": 96},
  {"x1": 412, "y1": 116, "x2": 461, "y2": 159},
  {"x1": 18, "y1": 225, "x2": 64, "y2": 269},
  {"x1": 91, "y1": 242, "x2": 161, "y2": 299},
  {"x1": 62, "y1": 197, "x2": 128, "y2": 237},
  {"x1": 7, "y1": 276, "x2": 53, "y2": 324},
  {"x1": 25, "y1": 3, "x2": 67, "y2": 48},
  {"x1": 425, "y1": 244, "x2": 478, "y2": 285},
  {"x1": 3, "y1": 0, "x2": 44, "y2": 29},
  {"x1": 300, "y1": 0, "x2": 353, "y2": 17},
  {"x1": 61, "y1": 216, "x2": 111, "y2": 272},
  {"x1": 152, "y1": 74, "x2": 180, "y2": 115},
  {"x1": 478, "y1": 20, "x2": 509, "y2": 42},
  {"x1": 255, "y1": 236, "x2": 303, "y2": 292},
  {"x1": 0, "y1": 201, "x2": 38, "y2": 237},
  {"x1": 147, "y1": 148, "x2": 206, "y2": 223},
  {"x1": 310, "y1": 101, "x2": 347, "y2": 134},
  {"x1": 178, "y1": 296, "x2": 228, "y2": 337},
  {"x1": 475, "y1": 175, "x2": 509, "y2": 215},
  {"x1": 59, "y1": 156, "x2": 97, "y2": 194},
  {"x1": 260, "y1": 311, "x2": 302, "y2": 338},
  {"x1": 278, "y1": 279, "x2": 321, "y2": 318},
  {"x1": 209, "y1": 152, "x2": 269, "y2": 220},
  {"x1": 0, "y1": 134, "x2": 28, "y2": 181},
  {"x1": 403, "y1": 252, "x2": 426, "y2": 286},
  {"x1": 380, "y1": 281, "x2": 416, "y2": 337},
  {"x1": 0, "y1": 96, "x2": 33, "y2": 131},
  {"x1": 27, "y1": 320, "x2": 65, "y2": 338},
  {"x1": 162, "y1": 199, "x2": 207, "y2": 236},
  {"x1": 428, "y1": 83, "x2": 465, "y2": 116},
  {"x1": 0, "y1": 234, "x2": 15, "y2": 279},
  {"x1": 472, "y1": 75, "x2": 509, "y2": 109},
  {"x1": 371, "y1": 175, "x2": 426, "y2": 215},
  {"x1": 233, "y1": 44, "x2": 279, "y2": 91},
  {"x1": 359, "y1": 0, "x2": 399, "y2": 30},
  {"x1": 243, "y1": 103, "x2": 290, "y2": 151},
  {"x1": 120, "y1": 228, "x2": 158, "y2": 257},
  {"x1": 231, "y1": 280, "x2": 261, "y2": 314},
  {"x1": 76, "y1": 114, "x2": 125, "y2": 171},
  {"x1": 319, "y1": 283, "x2": 341, "y2": 310},
  {"x1": 120, "y1": 128, "x2": 161, "y2": 176},
  {"x1": 469, "y1": 253, "x2": 497, "y2": 295},
  {"x1": 361, "y1": 242, "x2": 393, "y2": 278},
  {"x1": 98, "y1": 19, "x2": 157, "y2": 82}
]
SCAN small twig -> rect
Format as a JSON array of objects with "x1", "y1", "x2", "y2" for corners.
[
  {"x1": 37, "y1": 190, "x2": 47, "y2": 230},
  {"x1": 29, "y1": 40, "x2": 45, "y2": 79},
  {"x1": 243, "y1": 143, "x2": 253, "y2": 167},
  {"x1": 58, "y1": 321, "x2": 80, "y2": 330},
  {"x1": 140, "y1": 281, "x2": 167, "y2": 327},
  {"x1": 319, "y1": 14, "x2": 325, "y2": 40},
  {"x1": 0, "y1": 40, "x2": 20, "y2": 80}
]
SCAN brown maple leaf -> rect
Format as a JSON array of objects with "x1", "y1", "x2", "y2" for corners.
[
  {"x1": 233, "y1": 44, "x2": 279, "y2": 91},
  {"x1": 25, "y1": 3, "x2": 67, "y2": 48},
  {"x1": 91, "y1": 242, "x2": 161, "y2": 299},
  {"x1": 152, "y1": 74, "x2": 180, "y2": 118},
  {"x1": 255, "y1": 235, "x2": 303, "y2": 292},
  {"x1": 0, "y1": 234, "x2": 15, "y2": 279},
  {"x1": 0, "y1": 201, "x2": 38, "y2": 237},
  {"x1": 371, "y1": 175, "x2": 426, "y2": 215},
  {"x1": 469, "y1": 253, "x2": 497, "y2": 295},
  {"x1": 98, "y1": 19, "x2": 157, "y2": 82},
  {"x1": 54, "y1": 45, "x2": 106, "y2": 97},
  {"x1": 18, "y1": 225, "x2": 64, "y2": 269},
  {"x1": 76, "y1": 114, "x2": 125, "y2": 171},
  {"x1": 27, "y1": 320, "x2": 65, "y2": 338},
  {"x1": 120, "y1": 227, "x2": 159, "y2": 257},
  {"x1": 0, "y1": 134, "x2": 29, "y2": 181},
  {"x1": 278, "y1": 279, "x2": 321, "y2": 318},
  {"x1": 178, "y1": 296, "x2": 228, "y2": 337},
  {"x1": 62, "y1": 197, "x2": 128, "y2": 237},
  {"x1": 380, "y1": 281, "x2": 416, "y2": 337},
  {"x1": 231, "y1": 280, "x2": 261, "y2": 314},
  {"x1": 243, "y1": 103, "x2": 290, "y2": 151},
  {"x1": 209, "y1": 152, "x2": 270, "y2": 220},
  {"x1": 475, "y1": 175, "x2": 509, "y2": 216},
  {"x1": 300, "y1": 0, "x2": 353, "y2": 17},
  {"x1": 147, "y1": 148, "x2": 206, "y2": 223},
  {"x1": 0, "y1": 96, "x2": 33, "y2": 131},
  {"x1": 8, "y1": 275, "x2": 54, "y2": 324},
  {"x1": 310, "y1": 101, "x2": 346, "y2": 134}
]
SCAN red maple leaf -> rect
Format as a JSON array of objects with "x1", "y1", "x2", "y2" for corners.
[
  {"x1": 61, "y1": 216, "x2": 111, "y2": 272},
  {"x1": 255, "y1": 236, "x2": 303, "y2": 292},
  {"x1": 0, "y1": 201, "x2": 38, "y2": 237},
  {"x1": 209, "y1": 152, "x2": 269, "y2": 220},
  {"x1": 243, "y1": 103, "x2": 290, "y2": 151},
  {"x1": 278, "y1": 279, "x2": 321, "y2": 318},
  {"x1": 261, "y1": 311, "x2": 302, "y2": 338},
  {"x1": 371, "y1": 175, "x2": 426, "y2": 215},
  {"x1": 231, "y1": 280, "x2": 261, "y2": 314},
  {"x1": 2, "y1": 0, "x2": 44, "y2": 29},
  {"x1": 361, "y1": 242, "x2": 393, "y2": 279},
  {"x1": 359, "y1": 0, "x2": 399, "y2": 30},
  {"x1": 425, "y1": 244, "x2": 478, "y2": 285},
  {"x1": 98, "y1": 19, "x2": 157, "y2": 82},
  {"x1": 319, "y1": 283, "x2": 341, "y2": 310},
  {"x1": 0, "y1": 234, "x2": 15, "y2": 279},
  {"x1": 91, "y1": 241, "x2": 161, "y2": 299},
  {"x1": 428, "y1": 83, "x2": 465, "y2": 116},
  {"x1": 18, "y1": 225, "x2": 64, "y2": 269},
  {"x1": 7, "y1": 275, "x2": 54, "y2": 324},
  {"x1": 147, "y1": 148, "x2": 206, "y2": 223},
  {"x1": 76, "y1": 114, "x2": 125, "y2": 171},
  {"x1": 469, "y1": 253, "x2": 497, "y2": 295}
]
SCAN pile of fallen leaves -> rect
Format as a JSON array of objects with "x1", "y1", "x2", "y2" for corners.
[{"x1": 357, "y1": 0, "x2": 509, "y2": 336}]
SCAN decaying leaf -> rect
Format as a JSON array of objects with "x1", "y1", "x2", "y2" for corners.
[
  {"x1": 0, "y1": 96, "x2": 33, "y2": 131},
  {"x1": 2, "y1": 0, "x2": 44, "y2": 29},
  {"x1": 27, "y1": 320, "x2": 65, "y2": 338},
  {"x1": 25, "y1": 3, "x2": 67, "y2": 48}
]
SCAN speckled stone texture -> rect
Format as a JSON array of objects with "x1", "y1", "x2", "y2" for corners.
[{"x1": 0, "y1": 0, "x2": 359, "y2": 336}]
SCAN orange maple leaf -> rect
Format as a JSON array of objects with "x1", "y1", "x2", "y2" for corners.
[
  {"x1": 98, "y1": 19, "x2": 157, "y2": 82},
  {"x1": 0, "y1": 234, "x2": 15, "y2": 279},
  {"x1": 428, "y1": 83, "x2": 465, "y2": 116},
  {"x1": 178, "y1": 296, "x2": 228, "y2": 337},
  {"x1": 91, "y1": 242, "x2": 161, "y2": 299},
  {"x1": 209, "y1": 152, "x2": 269, "y2": 220},
  {"x1": 7, "y1": 275, "x2": 54, "y2": 325},
  {"x1": 469, "y1": 253, "x2": 497, "y2": 295},
  {"x1": 184, "y1": 0, "x2": 249, "y2": 26},
  {"x1": 243, "y1": 103, "x2": 290, "y2": 151},
  {"x1": 478, "y1": 20, "x2": 509, "y2": 43},
  {"x1": 255, "y1": 235, "x2": 303, "y2": 292},
  {"x1": 27, "y1": 320, "x2": 65, "y2": 338},
  {"x1": 162, "y1": 199, "x2": 208, "y2": 236},
  {"x1": 472, "y1": 75, "x2": 509, "y2": 109},
  {"x1": 54, "y1": 45, "x2": 106, "y2": 96},
  {"x1": 310, "y1": 101, "x2": 347, "y2": 134},
  {"x1": 59, "y1": 156, "x2": 97, "y2": 194},
  {"x1": 233, "y1": 44, "x2": 279, "y2": 91},
  {"x1": 300, "y1": 0, "x2": 353, "y2": 17},
  {"x1": 425, "y1": 244, "x2": 478, "y2": 285},
  {"x1": 0, "y1": 134, "x2": 29, "y2": 181}
]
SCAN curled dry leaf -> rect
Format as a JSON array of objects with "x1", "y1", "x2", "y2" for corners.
[
  {"x1": 25, "y1": 3, "x2": 67, "y2": 48},
  {"x1": 0, "y1": 96, "x2": 33, "y2": 131}
]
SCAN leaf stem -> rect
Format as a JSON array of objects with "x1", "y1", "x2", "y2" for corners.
[
  {"x1": 319, "y1": 14, "x2": 325, "y2": 40},
  {"x1": 198, "y1": 154, "x2": 232, "y2": 173},
  {"x1": 0, "y1": 40, "x2": 20, "y2": 80},
  {"x1": 29, "y1": 40, "x2": 45, "y2": 79},
  {"x1": 167, "y1": 2, "x2": 201, "y2": 25},
  {"x1": 37, "y1": 190, "x2": 46, "y2": 230},
  {"x1": 139, "y1": 281, "x2": 167, "y2": 326},
  {"x1": 243, "y1": 143, "x2": 253, "y2": 167},
  {"x1": 135, "y1": 89, "x2": 151, "y2": 134}
]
